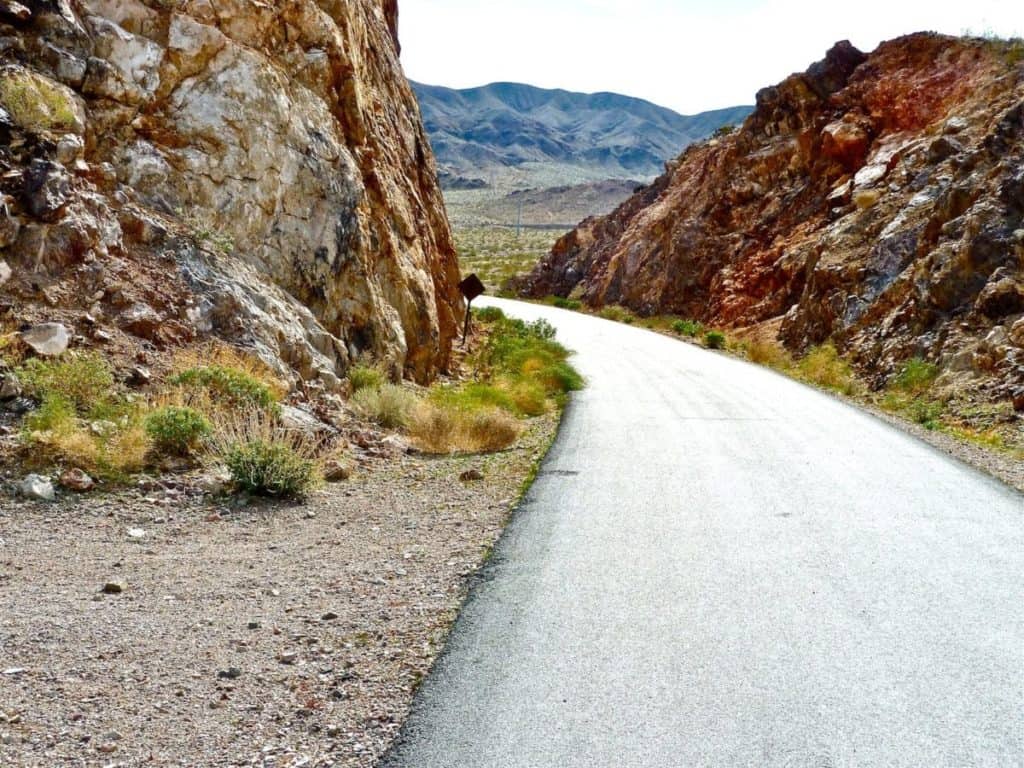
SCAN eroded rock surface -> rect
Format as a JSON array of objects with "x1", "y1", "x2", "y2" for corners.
[
  {"x1": 0, "y1": 0, "x2": 462, "y2": 386},
  {"x1": 522, "y1": 34, "x2": 1024, "y2": 402}
]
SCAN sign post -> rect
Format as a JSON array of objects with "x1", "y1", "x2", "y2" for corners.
[{"x1": 458, "y1": 274, "x2": 486, "y2": 346}]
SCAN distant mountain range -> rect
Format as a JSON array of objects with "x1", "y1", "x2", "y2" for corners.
[{"x1": 411, "y1": 81, "x2": 753, "y2": 188}]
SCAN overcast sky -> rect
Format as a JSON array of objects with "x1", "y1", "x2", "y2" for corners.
[{"x1": 401, "y1": 0, "x2": 1022, "y2": 114}]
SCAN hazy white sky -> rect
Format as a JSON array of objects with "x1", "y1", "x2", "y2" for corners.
[{"x1": 401, "y1": 0, "x2": 1022, "y2": 114}]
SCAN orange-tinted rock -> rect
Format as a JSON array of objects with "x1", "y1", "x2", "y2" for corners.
[{"x1": 521, "y1": 34, "x2": 1024, "y2": 400}]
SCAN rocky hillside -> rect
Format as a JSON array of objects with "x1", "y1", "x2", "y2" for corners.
[
  {"x1": 0, "y1": 0, "x2": 462, "y2": 388},
  {"x1": 522, "y1": 34, "x2": 1024, "y2": 404},
  {"x1": 413, "y1": 81, "x2": 752, "y2": 187}
]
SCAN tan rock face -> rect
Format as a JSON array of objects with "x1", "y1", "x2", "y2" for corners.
[
  {"x1": 0, "y1": 0, "x2": 462, "y2": 385},
  {"x1": 521, "y1": 34, "x2": 1024, "y2": 401}
]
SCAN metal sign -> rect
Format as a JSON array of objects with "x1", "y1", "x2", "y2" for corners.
[
  {"x1": 458, "y1": 274, "x2": 486, "y2": 345},
  {"x1": 459, "y1": 274, "x2": 485, "y2": 303}
]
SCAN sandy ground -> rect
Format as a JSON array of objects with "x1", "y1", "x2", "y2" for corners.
[{"x1": 0, "y1": 414, "x2": 557, "y2": 768}]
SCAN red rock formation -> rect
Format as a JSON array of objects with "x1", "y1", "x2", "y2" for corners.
[
  {"x1": 0, "y1": 0, "x2": 461, "y2": 387},
  {"x1": 521, "y1": 34, "x2": 1024, "y2": 403}
]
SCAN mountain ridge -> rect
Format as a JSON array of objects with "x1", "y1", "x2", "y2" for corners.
[{"x1": 412, "y1": 80, "x2": 753, "y2": 186}]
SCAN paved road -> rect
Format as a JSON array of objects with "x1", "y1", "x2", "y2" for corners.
[{"x1": 383, "y1": 298, "x2": 1024, "y2": 768}]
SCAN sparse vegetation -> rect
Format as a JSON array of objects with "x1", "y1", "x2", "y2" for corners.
[
  {"x1": 351, "y1": 383, "x2": 417, "y2": 429},
  {"x1": 180, "y1": 210, "x2": 236, "y2": 256},
  {"x1": 796, "y1": 344, "x2": 859, "y2": 395},
  {"x1": 672, "y1": 319, "x2": 705, "y2": 337},
  {"x1": 454, "y1": 227, "x2": 560, "y2": 294},
  {"x1": 172, "y1": 365, "x2": 279, "y2": 412},
  {"x1": 145, "y1": 406, "x2": 211, "y2": 456},
  {"x1": 348, "y1": 365, "x2": 384, "y2": 392},
  {"x1": 17, "y1": 352, "x2": 115, "y2": 413},
  {"x1": 552, "y1": 297, "x2": 582, "y2": 311},
  {"x1": 345, "y1": 309, "x2": 582, "y2": 455},
  {"x1": 704, "y1": 331, "x2": 727, "y2": 350}
]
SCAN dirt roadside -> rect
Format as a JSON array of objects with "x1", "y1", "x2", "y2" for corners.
[{"x1": 0, "y1": 413, "x2": 558, "y2": 768}]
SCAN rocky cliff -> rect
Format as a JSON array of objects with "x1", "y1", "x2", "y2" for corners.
[
  {"x1": 522, "y1": 34, "x2": 1024, "y2": 403},
  {"x1": 0, "y1": 0, "x2": 462, "y2": 388}
]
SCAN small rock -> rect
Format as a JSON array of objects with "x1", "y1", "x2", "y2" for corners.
[
  {"x1": 217, "y1": 668, "x2": 242, "y2": 680},
  {"x1": 321, "y1": 612, "x2": 339, "y2": 622},
  {"x1": 101, "y1": 582, "x2": 124, "y2": 595},
  {"x1": 128, "y1": 366, "x2": 152, "y2": 386},
  {"x1": 198, "y1": 471, "x2": 232, "y2": 496},
  {"x1": 19, "y1": 474, "x2": 55, "y2": 501},
  {"x1": 322, "y1": 459, "x2": 352, "y2": 483},
  {"x1": 277, "y1": 650, "x2": 298, "y2": 665},
  {"x1": 0, "y1": 260, "x2": 10, "y2": 287},
  {"x1": 20, "y1": 323, "x2": 69, "y2": 357},
  {"x1": 1, "y1": 668, "x2": 26, "y2": 677},
  {"x1": 126, "y1": 528, "x2": 146, "y2": 540},
  {"x1": 247, "y1": 621, "x2": 261, "y2": 630},
  {"x1": 0, "y1": 370, "x2": 20, "y2": 400},
  {"x1": 459, "y1": 468, "x2": 484, "y2": 482},
  {"x1": 59, "y1": 468, "x2": 95, "y2": 492},
  {"x1": 1012, "y1": 388, "x2": 1024, "y2": 413}
]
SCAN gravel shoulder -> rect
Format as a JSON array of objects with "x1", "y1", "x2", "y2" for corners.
[{"x1": 0, "y1": 413, "x2": 559, "y2": 768}]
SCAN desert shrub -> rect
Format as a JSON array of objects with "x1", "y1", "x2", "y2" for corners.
[
  {"x1": 553, "y1": 297, "x2": 582, "y2": 311},
  {"x1": 408, "y1": 402, "x2": 521, "y2": 455},
  {"x1": 797, "y1": 344, "x2": 858, "y2": 395},
  {"x1": 172, "y1": 365, "x2": 278, "y2": 412},
  {"x1": 348, "y1": 365, "x2": 384, "y2": 392},
  {"x1": 714, "y1": 124, "x2": 736, "y2": 138},
  {"x1": 890, "y1": 358, "x2": 939, "y2": 396},
  {"x1": 746, "y1": 339, "x2": 793, "y2": 369},
  {"x1": 599, "y1": 305, "x2": 629, "y2": 323},
  {"x1": 145, "y1": 406, "x2": 211, "y2": 455},
  {"x1": 430, "y1": 383, "x2": 516, "y2": 414},
  {"x1": 224, "y1": 440, "x2": 318, "y2": 498},
  {"x1": 461, "y1": 408, "x2": 522, "y2": 452},
  {"x1": 23, "y1": 393, "x2": 75, "y2": 434},
  {"x1": 18, "y1": 352, "x2": 114, "y2": 412},
  {"x1": 536, "y1": 361, "x2": 584, "y2": 393},
  {"x1": 705, "y1": 331, "x2": 727, "y2": 350},
  {"x1": 672, "y1": 319, "x2": 704, "y2": 337},
  {"x1": 351, "y1": 383, "x2": 416, "y2": 429},
  {"x1": 474, "y1": 306, "x2": 506, "y2": 323},
  {"x1": 908, "y1": 398, "x2": 944, "y2": 430}
]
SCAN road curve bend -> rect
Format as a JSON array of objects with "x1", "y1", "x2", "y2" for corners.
[{"x1": 383, "y1": 297, "x2": 1023, "y2": 768}]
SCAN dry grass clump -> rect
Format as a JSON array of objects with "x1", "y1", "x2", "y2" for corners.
[
  {"x1": 351, "y1": 383, "x2": 417, "y2": 429},
  {"x1": 408, "y1": 402, "x2": 522, "y2": 454},
  {"x1": 347, "y1": 307, "x2": 582, "y2": 456},
  {"x1": 745, "y1": 339, "x2": 794, "y2": 369},
  {"x1": 797, "y1": 344, "x2": 860, "y2": 395}
]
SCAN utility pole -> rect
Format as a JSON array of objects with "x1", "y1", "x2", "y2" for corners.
[{"x1": 516, "y1": 196, "x2": 523, "y2": 239}]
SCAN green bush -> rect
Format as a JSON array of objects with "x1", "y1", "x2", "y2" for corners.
[
  {"x1": 23, "y1": 393, "x2": 75, "y2": 434},
  {"x1": 224, "y1": 439, "x2": 318, "y2": 498},
  {"x1": 672, "y1": 319, "x2": 704, "y2": 337},
  {"x1": 474, "y1": 306, "x2": 506, "y2": 323},
  {"x1": 172, "y1": 365, "x2": 278, "y2": 411},
  {"x1": 599, "y1": 306, "x2": 629, "y2": 323},
  {"x1": 351, "y1": 383, "x2": 416, "y2": 429},
  {"x1": 145, "y1": 406, "x2": 211, "y2": 455},
  {"x1": 18, "y1": 352, "x2": 115, "y2": 412},
  {"x1": 705, "y1": 331, "x2": 727, "y2": 350},
  {"x1": 348, "y1": 365, "x2": 383, "y2": 392},
  {"x1": 553, "y1": 297, "x2": 582, "y2": 311},
  {"x1": 430, "y1": 383, "x2": 517, "y2": 414},
  {"x1": 909, "y1": 399, "x2": 944, "y2": 430},
  {"x1": 891, "y1": 358, "x2": 939, "y2": 396}
]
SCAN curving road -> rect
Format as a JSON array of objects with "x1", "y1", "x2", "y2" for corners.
[{"x1": 383, "y1": 297, "x2": 1024, "y2": 768}]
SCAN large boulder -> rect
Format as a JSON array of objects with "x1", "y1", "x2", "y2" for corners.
[{"x1": 0, "y1": 0, "x2": 463, "y2": 386}]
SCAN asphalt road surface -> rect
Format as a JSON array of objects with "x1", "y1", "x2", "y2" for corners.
[{"x1": 383, "y1": 297, "x2": 1023, "y2": 768}]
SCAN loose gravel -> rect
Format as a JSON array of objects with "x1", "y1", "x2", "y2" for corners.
[{"x1": 0, "y1": 414, "x2": 558, "y2": 768}]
